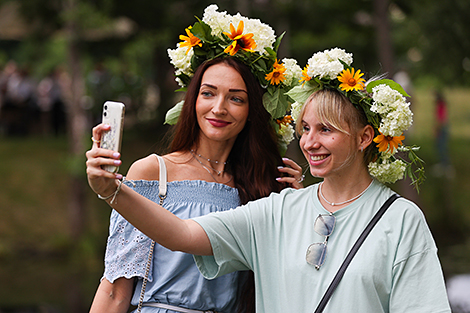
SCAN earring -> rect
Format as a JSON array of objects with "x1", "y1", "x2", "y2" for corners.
[{"x1": 360, "y1": 146, "x2": 364, "y2": 153}]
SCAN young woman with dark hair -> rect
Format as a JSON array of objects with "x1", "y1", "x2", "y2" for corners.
[{"x1": 86, "y1": 6, "x2": 304, "y2": 313}]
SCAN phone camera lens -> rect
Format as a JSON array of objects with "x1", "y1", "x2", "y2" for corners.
[
  {"x1": 103, "y1": 112, "x2": 107, "y2": 117},
  {"x1": 104, "y1": 105, "x2": 108, "y2": 110}
]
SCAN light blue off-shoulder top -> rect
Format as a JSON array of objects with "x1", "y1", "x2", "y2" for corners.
[{"x1": 103, "y1": 177, "x2": 242, "y2": 313}]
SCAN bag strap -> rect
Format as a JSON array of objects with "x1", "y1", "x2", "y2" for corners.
[
  {"x1": 137, "y1": 154, "x2": 168, "y2": 313},
  {"x1": 156, "y1": 154, "x2": 167, "y2": 198},
  {"x1": 314, "y1": 193, "x2": 400, "y2": 313}
]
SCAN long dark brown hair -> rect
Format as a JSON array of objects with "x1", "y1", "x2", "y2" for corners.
[
  {"x1": 170, "y1": 57, "x2": 286, "y2": 203},
  {"x1": 169, "y1": 57, "x2": 287, "y2": 312}
]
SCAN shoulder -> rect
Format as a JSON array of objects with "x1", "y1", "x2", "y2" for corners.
[
  {"x1": 364, "y1": 182, "x2": 431, "y2": 233},
  {"x1": 370, "y1": 183, "x2": 427, "y2": 224},
  {"x1": 126, "y1": 154, "x2": 160, "y2": 180},
  {"x1": 126, "y1": 151, "x2": 191, "y2": 181},
  {"x1": 375, "y1": 189, "x2": 437, "y2": 250},
  {"x1": 388, "y1": 194, "x2": 426, "y2": 223},
  {"x1": 242, "y1": 184, "x2": 317, "y2": 214},
  {"x1": 276, "y1": 183, "x2": 317, "y2": 201}
]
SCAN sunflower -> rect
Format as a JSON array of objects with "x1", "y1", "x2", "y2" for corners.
[
  {"x1": 265, "y1": 60, "x2": 286, "y2": 85},
  {"x1": 373, "y1": 132, "x2": 405, "y2": 153},
  {"x1": 337, "y1": 68, "x2": 365, "y2": 92},
  {"x1": 179, "y1": 26, "x2": 202, "y2": 54},
  {"x1": 299, "y1": 66, "x2": 311, "y2": 85},
  {"x1": 223, "y1": 21, "x2": 257, "y2": 56}
]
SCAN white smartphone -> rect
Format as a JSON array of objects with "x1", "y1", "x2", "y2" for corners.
[{"x1": 101, "y1": 101, "x2": 125, "y2": 173}]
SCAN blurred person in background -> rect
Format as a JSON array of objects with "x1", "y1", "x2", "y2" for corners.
[
  {"x1": 432, "y1": 90, "x2": 454, "y2": 178},
  {"x1": 37, "y1": 68, "x2": 67, "y2": 136},
  {"x1": 0, "y1": 62, "x2": 38, "y2": 136}
]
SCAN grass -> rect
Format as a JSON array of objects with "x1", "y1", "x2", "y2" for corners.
[{"x1": 0, "y1": 87, "x2": 469, "y2": 310}]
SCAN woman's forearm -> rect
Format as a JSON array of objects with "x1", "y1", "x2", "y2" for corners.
[
  {"x1": 89, "y1": 278, "x2": 133, "y2": 313},
  {"x1": 104, "y1": 183, "x2": 213, "y2": 256}
]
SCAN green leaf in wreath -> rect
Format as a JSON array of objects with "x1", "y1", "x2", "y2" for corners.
[
  {"x1": 273, "y1": 31, "x2": 285, "y2": 52},
  {"x1": 191, "y1": 20, "x2": 213, "y2": 42},
  {"x1": 164, "y1": 100, "x2": 184, "y2": 125},
  {"x1": 263, "y1": 87, "x2": 290, "y2": 119},
  {"x1": 285, "y1": 80, "x2": 321, "y2": 104},
  {"x1": 366, "y1": 79, "x2": 410, "y2": 97}
]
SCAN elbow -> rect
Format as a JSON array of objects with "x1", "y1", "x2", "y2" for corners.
[
  {"x1": 107, "y1": 289, "x2": 130, "y2": 305},
  {"x1": 91, "y1": 278, "x2": 133, "y2": 312}
]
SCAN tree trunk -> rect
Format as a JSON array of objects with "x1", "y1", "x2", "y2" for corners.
[
  {"x1": 373, "y1": 0, "x2": 395, "y2": 77},
  {"x1": 63, "y1": 0, "x2": 87, "y2": 241}
]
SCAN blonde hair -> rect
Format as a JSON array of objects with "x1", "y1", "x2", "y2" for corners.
[{"x1": 296, "y1": 89, "x2": 376, "y2": 165}]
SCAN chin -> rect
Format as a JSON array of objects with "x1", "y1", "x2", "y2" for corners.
[{"x1": 308, "y1": 169, "x2": 325, "y2": 179}]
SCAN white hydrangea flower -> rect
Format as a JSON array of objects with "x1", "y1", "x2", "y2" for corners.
[
  {"x1": 174, "y1": 77, "x2": 184, "y2": 88},
  {"x1": 202, "y1": 4, "x2": 231, "y2": 39},
  {"x1": 371, "y1": 84, "x2": 413, "y2": 137},
  {"x1": 290, "y1": 101, "x2": 303, "y2": 122},
  {"x1": 380, "y1": 106, "x2": 413, "y2": 137},
  {"x1": 371, "y1": 85, "x2": 404, "y2": 108},
  {"x1": 327, "y1": 48, "x2": 353, "y2": 65},
  {"x1": 203, "y1": 5, "x2": 275, "y2": 54},
  {"x1": 368, "y1": 157, "x2": 406, "y2": 183},
  {"x1": 167, "y1": 44, "x2": 194, "y2": 78},
  {"x1": 281, "y1": 58, "x2": 302, "y2": 87},
  {"x1": 278, "y1": 123, "x2": 295, "y2": 145},
  {"x1": 306, "y1": 48, "x2": 353, "y2": 80}
]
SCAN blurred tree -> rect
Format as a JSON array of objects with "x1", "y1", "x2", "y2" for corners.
[
  {"x1": 0, "y1": 0, "x2": 124, "y2": 241},
  {"x1": 393, "y1": 0, "x2": 470, "y2": 85},
  {"x1": 62, "y1": 0, "x2": 88, "y2": 242},
  {"x1": 373, "y1": 0, "x2": 394, "y2": 77}
]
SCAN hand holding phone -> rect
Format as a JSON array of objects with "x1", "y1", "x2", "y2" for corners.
[{"x1": 101, "y1": 101, "x2": 125, "y2": 173}]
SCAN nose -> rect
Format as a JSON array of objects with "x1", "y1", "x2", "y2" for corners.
[
  {"x1": 301, "y1": 131, "x2": 321, "y2": 151},
  {"x1": 211, "y1": 96, "x2": 227, "y2": 116}
]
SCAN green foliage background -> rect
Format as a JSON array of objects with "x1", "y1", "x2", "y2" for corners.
[{"x1": 0, "y1": 0, "x2": 469, "y2": 311}]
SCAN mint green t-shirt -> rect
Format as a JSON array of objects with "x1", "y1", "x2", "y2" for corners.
[{"x1": 192, "y1": 180, "x2": 451, "y2": 313}]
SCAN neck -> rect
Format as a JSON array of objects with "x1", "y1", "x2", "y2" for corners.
[
  {"x1": 319, "y1": 170, "x2": 373, "y2": 212},
  {"x1": 192, "y1": 140, "x2": 233, "y2": 165},
  {"x1": 190, "y1": 139, "x2": 235, "y2": 176}
]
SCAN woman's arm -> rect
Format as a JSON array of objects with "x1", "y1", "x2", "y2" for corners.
[
  {"x1": 86, "y1": 124, "x2": 212, "y2": 256},
  {"x1": 89, "y1": 278, "x2": 133, "y2": 313},
  {"x1": 105, "y1": 182, "x2": 212, "y2": 255}
]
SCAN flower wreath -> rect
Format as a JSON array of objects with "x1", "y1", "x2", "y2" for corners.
[
  {"x1": 165, "y1": 4, "x2": 302, "y2": 155},
  {"x1": 287, "y1": 48, "x2": 425, "y2": 189}
]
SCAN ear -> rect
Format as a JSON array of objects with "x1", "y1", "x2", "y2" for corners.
[{"x1": 357, "y1": 125, "x2": 375, "y2": 151}]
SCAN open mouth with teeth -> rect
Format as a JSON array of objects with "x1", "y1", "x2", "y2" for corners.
[{"x1": 310, "y1": 155, "x2": 328, "y2": 162}]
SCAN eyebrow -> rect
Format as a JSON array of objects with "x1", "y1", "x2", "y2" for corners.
[{"x1": 201, "y1": 83, "x2": 247, "y2": 94}]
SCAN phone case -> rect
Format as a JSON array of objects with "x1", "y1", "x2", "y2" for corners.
[{"x1": 101, "y1": 101, "x2": 125, "y2": 173}]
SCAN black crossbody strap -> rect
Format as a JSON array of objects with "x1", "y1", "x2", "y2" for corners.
[{"x1": 314, "y1": 193, "x2": 400, "y2": 313}]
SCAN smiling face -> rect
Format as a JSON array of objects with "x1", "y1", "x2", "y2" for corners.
[
  {"x1": 299, "y1": 98, "x2": 359, "y2": 179},
  {"x1": 195, "y1": 63, "x2": 250, "y2": 147}
]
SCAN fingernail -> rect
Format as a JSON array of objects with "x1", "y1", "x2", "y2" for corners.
[
  {"x1": 276, "y1": 177, "x2": 281, "y2": 181},
  {"x1": 282, "y1": 157, "x2": 290, "y2": 161},
  {"x1": 113, "y1": 152, "x2": 120, "y2": 158},
  {"x1": 277, "y1": 166, "x2": 284, "y2": 169},
  {"x1": 114, "y1": 160, "x2": 122, "y2": 165},
  {"x1": 115, "y1": 174, "x2": 123, "y2": 180}
]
